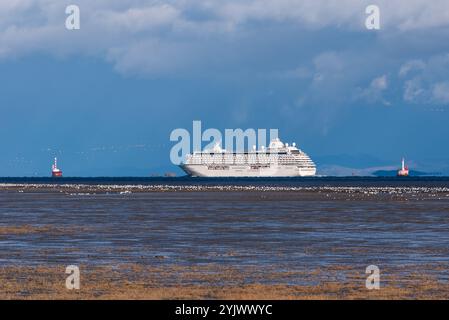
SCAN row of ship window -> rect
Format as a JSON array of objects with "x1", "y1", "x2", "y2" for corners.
[{"x1": 188, "y1": 159, "x2": 313, "y2": 163}]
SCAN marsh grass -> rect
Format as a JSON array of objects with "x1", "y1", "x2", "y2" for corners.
[{"x1": 1, "y1": 264, "x2": 448, "y2": 300}]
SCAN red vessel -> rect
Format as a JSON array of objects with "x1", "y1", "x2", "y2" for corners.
[
  {"x1": 51, "y1": 157, "x2": 63, "y2": 177},
  {"x1": 397, "y1": 158, "x2": 409, "y2": 177}
]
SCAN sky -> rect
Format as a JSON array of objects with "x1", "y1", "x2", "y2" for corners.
[{"x1": 1, "y1": 0, "x2": 449, "y2": 176}]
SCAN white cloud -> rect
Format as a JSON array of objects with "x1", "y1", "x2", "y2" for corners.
[
  {"x1": 98, "y1": 5, "x2": 180, "y2": 33},
  {"x1": 371, "y1": 75, "x2": 388, "y2": 90},
  {"x1": 399, "y1": 59, "x2": 425, "y2": 77},
  {"x1": 1, "y1": 0, "x2": 449, "y2": 76},
  {"x1": 217, "y1": 0, "x2": 449, "y2": 31},
  {"x1": 400, "y1": 54, "x2": 449, "y2": 106},
  {"x1": 404, "y1": 78, "x2": 426, "y2": 103},
  {"x1": 313, "y1": 52, "x2": 344, "y2": 79},
  {"x1": 432, "y1": 82, "x2": 449, "y2": 104},
  {"x1": 356, "y1": 75, "x2": 390, "y2": 105}
]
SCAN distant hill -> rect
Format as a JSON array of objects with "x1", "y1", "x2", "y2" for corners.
[
  {"x1": 372, "y1": 169, "x2": 441, "y2": 177},
  {"x1": 314, "y1": 154, "x2": 389, "y2": 169}
]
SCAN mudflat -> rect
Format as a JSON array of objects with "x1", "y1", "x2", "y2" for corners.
[{"x1": 1, "y1": 182, "x2": 449, "y2": 299}]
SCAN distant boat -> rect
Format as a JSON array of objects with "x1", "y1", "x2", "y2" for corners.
[
  {"x1": 397, "y1": 158, "x2": 409, "y2": 177},
  {"x1": 51, "y1": 157, "x2": 63, "y2": 178}
]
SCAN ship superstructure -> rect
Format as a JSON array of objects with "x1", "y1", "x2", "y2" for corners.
[{"x1": 180, "y1": 138, "x2": 316, "y2": 177}]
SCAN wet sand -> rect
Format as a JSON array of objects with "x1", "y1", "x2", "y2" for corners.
[{"x1": 1, "y1": 183, "x2": 449, "y2": 299}]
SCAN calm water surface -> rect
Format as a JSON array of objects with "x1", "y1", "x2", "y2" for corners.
[{"x1": 1, "y1": 178, "x2": 449, "y2": 272}]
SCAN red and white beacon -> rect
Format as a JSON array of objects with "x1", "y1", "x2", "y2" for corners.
[
  {"x1": 51, "y1": 157, "x2": 63, "y2": 178},
  {"x1": 397, "y1": 158, "x2": 409, "y2": 177}
]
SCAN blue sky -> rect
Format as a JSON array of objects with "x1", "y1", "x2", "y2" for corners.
[{"x1": 1, "y1": 0, "x2": 449, "y2": 176}]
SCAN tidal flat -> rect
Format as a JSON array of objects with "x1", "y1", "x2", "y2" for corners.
[{"x1": 1, "y1": 182, "x2": 449, "y2": 299}]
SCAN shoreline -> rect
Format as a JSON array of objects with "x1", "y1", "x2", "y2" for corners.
[
  {"x1": 2, "y1": 183, "x2": 449, "y2": 194},
  {"x1": 1, "y1": 264, "x2": 449, "y2": 299}
]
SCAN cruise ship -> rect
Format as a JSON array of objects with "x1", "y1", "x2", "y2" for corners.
[{"x1": 180, "y1": 138, "x2": 316, "y2": 177}]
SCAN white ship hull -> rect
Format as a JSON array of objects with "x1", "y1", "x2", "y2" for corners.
[
  {"x1": 180, "y1": 164, "x2": 316, "y2": 177},
  {"x1": 180, "y1": 138, "x2": 316, "y2": 177}
]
